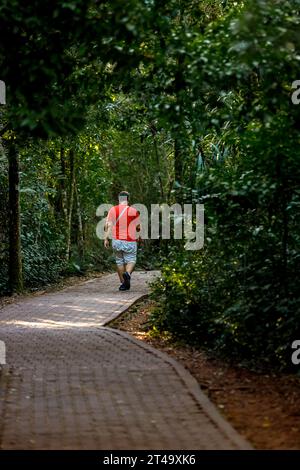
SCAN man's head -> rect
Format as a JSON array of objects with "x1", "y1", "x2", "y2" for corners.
[{"x1": 118, "y1": 191, "x2": 130, "y2": 204}]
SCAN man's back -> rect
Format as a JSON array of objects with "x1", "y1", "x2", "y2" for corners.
[{"x1": 106, "y1": 204, "x2": 140, "y2": 241}]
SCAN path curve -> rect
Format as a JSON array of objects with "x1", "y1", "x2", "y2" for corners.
[{"x1": 0, "y1": 271, "x2": 251, "y2": 449}]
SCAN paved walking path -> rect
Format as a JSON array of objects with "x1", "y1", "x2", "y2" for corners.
[{"x1": 0, "y1": 271, "x2": 251, "y2": 450}]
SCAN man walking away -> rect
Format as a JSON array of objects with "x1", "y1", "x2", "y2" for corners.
[{"x1": 104, "y1": 191, "x2": 140, "y2": 291}]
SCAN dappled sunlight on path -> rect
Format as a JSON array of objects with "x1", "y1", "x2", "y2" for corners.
[
  {"x1": 0, "y1": 272, "x2": 158, "y2": 332},
  {"x1": 0, "y1": 271, "x2": 251, "y2": 450}
]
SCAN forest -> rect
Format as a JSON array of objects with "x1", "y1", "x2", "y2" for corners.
[{"x1": 0, "y1": 0, "x2": 300, "y2": 370}]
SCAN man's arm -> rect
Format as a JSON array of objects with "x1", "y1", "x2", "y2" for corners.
[
  {"x1": 104, "y1": 219, "x2": 113, "y2": 248},
  {"x1": 136, "y1": 212, "x2": 142, "y2": 242}
]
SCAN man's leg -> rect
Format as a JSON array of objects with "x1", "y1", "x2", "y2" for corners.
[
  {"x1": 122, "y1": 246, "x2": 137, "y2": 289},
  {"x1": 117, "y1": 263, "x2": 126, "y2": 283},
  {"x1": 125, "y1": 262, "x2": 135, "y2": 275},
  {"x1": 114, "y1": 247, "x2": 126, "y2": 284}
]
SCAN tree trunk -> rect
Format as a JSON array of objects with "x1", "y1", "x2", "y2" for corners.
[
  {"x1": 60, "y1": 146, "x2": 68, "y2": 224},
  {"x1": 149, "y1": 124, "x2": 165, "y2": 201},
  {"x1": 173, "y1": 53, "x2": 185, "y2": 186},
  {"x1": 75, "y1": 176, "x2": 84, "y2": 261},
  {"x1": 66, "y1": 149, "x2": 75, "y2": 261},
  {"x1": 8, "y1": 140, "x2": 23, "y2": 293},
  {"x1": 174, "y1": 138, "x2": 184, "y2": 185}
]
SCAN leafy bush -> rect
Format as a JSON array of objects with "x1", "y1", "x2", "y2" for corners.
[
  {"x1": 21, "y1": 230, "x2": 67, "y2": 288},
  {"x1": 150, "y1": 164, "x2": 300, "y2": 369},
  {"x1": 149, "y1": 0, "x2": 300, "y2": 371}
]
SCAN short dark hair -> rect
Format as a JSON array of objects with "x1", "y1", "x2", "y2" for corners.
[{"x1": 118, "y1": 191, "x2": 130, "y2": 200}]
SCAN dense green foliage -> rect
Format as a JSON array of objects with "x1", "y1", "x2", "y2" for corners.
[
  {"x1": 150, "y1": 0, "x2": 300, "y2": 369},
  {"x1": 0, "y1": 0, "x2": 299, "y2": 369}
]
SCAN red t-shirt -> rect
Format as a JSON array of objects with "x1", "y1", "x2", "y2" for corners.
[{"x1": 106, "y1": 204, "x2": 140, "y2": 241}]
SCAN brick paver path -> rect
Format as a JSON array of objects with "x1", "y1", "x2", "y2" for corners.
[{"x1": 0, "y1": 271, "x2": 251, "y2": 449}]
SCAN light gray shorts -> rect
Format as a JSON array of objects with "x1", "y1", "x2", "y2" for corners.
[{"x1": 112, "y1": 239, "x2": 137, "y2": 265}]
